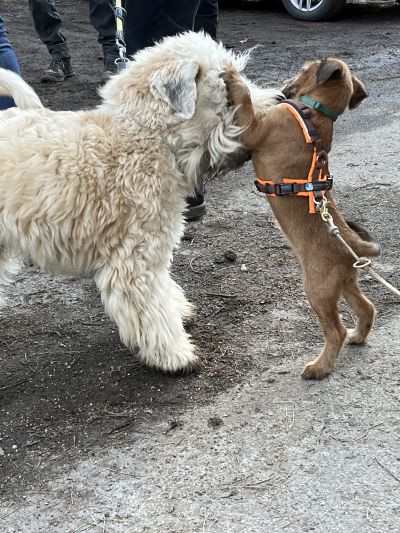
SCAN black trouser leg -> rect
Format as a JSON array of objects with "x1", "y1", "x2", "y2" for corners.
[
  {"x1": 28, "y1": 0, "x2": 70, "y2": 58},
  {"x1": 124, "y1": 0, "x2": 201, "y2": 56},
  {"x1": 194, "y1": 0, "x2": 218, "y2": 40},
  {"x1": 88, "y1": 0, "x2": 118, "y2": 59}
]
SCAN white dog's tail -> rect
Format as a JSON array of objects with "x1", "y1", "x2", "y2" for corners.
[{"x1": 0, "y1": 68, "x2": 43, "y2": 110}]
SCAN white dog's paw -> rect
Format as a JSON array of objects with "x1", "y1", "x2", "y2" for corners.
[
  {"x1": 142, "y1": 334, "x2": 199, "y2": 374},
  {"x1": 160, "y1": 337, "x2": 200, "y2": 375},
  {"x1": 164, "y1": 354, "x2": 200, "y2": 375}
]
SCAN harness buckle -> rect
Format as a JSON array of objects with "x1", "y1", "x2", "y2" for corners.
[
  {"x1": 309, "y1": 179, "x2": 332, "y2": 192},
  {"x1": 312, "y1": 101, "x2": 324, "y2": 112},
  {"x1": 275, "y1": 183, "x2": 294, "y2": 196}
]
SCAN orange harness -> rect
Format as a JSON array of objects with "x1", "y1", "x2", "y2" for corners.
[{"x1": 254, "y1": 100, "x2": 333, "y2": 214}]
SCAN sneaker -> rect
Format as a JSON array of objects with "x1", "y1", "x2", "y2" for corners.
[
  {"x1": 41, "y1": 57, "x2": 74, "y2": 83},
  {"x1": 185, "y1": 190, "x2": 206, "y2": 221},
  {"x1": 101, "y1": 56, "x2": 118, "y2": 83}
]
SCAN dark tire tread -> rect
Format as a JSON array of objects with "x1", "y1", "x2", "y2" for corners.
[{"x1": 281, "y1": 0, "x2": 347, "y2": 21}]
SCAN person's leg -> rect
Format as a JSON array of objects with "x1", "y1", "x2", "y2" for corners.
[
  {"x1": 0, "y1": 17, "x2": 21, "y2": 110},
  {"x1": 28, "y1": 0, "x2": 74, "y2": 82},
  {"x1": 124, "y1": 0, "x2": 166, "y2": 57},
  {"x1": 28, "y1": 0, "x2": 70, "y2": 57},
  {"x1": 124, "y1": 0, "x2": 201, "y2": 56},
  {"x1": 194, "y1": 0, "x2": 218, "y2": 40},
  {"x1": 88, "y1": 0, "x2": 119, "y2": 80}
]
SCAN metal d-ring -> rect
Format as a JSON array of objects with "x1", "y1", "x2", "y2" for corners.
[{"x1": 353, "y1": 257, "x2": 372, "y2": 269}]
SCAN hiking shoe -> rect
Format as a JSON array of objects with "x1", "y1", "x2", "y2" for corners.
[
  {"x1": 41, "y1": 57, "x2": 74, "y2": 83},
  {"x1": 185, "y1": 190, "x2": 206, "y2": 221},
  {"x1": 101, "y1": 56, "x2": 118, "y2": 83}
]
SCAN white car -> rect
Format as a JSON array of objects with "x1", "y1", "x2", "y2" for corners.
[{"x1": 281, "y1": 0, "x2": 396, "y2": 21}]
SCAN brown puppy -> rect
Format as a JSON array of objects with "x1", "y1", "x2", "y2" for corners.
[{"x1": 224, "y1": 58, "x2": 380, "y2": 379}]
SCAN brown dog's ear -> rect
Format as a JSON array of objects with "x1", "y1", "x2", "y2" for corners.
[
  {"x1": 349, "y1": 75, "x2": 368, "y2": 109},
  {"x1": 316, "y1": 60, "x2": 343, "y2": 85}
]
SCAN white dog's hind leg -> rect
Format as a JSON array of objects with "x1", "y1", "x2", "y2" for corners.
[
  {"x1": 96, "y1": 265, "x2": 198, "y2": 373},
  {"x1": 168, "y1": 276, "x2": 193, "y2": 322},
  {"x1": 0, "y1": 246, "x2": 21, "y2": 307}
]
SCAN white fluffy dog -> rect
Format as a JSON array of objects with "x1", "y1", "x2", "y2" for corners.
[{"x1": 0, "y1": 31, "x2": 278, "y2": 373}]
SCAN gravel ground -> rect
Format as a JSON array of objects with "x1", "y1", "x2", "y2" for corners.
[{"x1": 0, "y1": 1, "x2": 399, "y2": 532}]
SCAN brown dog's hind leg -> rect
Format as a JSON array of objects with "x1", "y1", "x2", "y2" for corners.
[
  {"x1": 301, "y1": 276, "x2": 347, "y2": 380},
  {"x1": 343, "y1": 277, "x2": 376, "y2": 344}
]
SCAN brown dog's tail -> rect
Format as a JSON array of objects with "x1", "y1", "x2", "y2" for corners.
[{"x1": 344, "y1": 220, "x2": 381, "y2": 257}]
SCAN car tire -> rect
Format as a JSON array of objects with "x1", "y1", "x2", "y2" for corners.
[{"x1": 281, "y1": 0, "x2": 347, "y2": 21}]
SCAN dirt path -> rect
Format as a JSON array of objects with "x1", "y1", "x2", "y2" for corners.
[{"x1": 0, "y1": 1, "x2": 399, "y2": 531}]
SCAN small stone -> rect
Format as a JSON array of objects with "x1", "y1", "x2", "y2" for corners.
[
  {"x1": 223, "y1": 250, "x2": 237, "y2": 263},
  {"x1": 208, "y1": 416, "x2": 223, "y2": 428},
  {"x1": 214, "y1": 255, "x2": 226, "y2": 264},
  {"x1": 240, "y1": 264, "x2": 248, "y2": 272},
  {"x1": 215, "y1": 250, "x2": 237, "y2": 265},
  {"x1": 182, "y1": 231, "x2": 194, "y2": 242},
  {"x1": 165, "y1": 420, "x2": 183, "y2": 433},
  {"x1": 222, "y1": 489, "x2": 238, "y2": 498}
]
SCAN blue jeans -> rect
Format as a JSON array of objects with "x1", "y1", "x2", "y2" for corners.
[{"x1": 0, "y1": 16, "x2": 21, "y2": 110}]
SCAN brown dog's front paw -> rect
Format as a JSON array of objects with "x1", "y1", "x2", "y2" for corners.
[
  {"x1": 222, "y1": 66, "x2": 251, "y2": 108},
  {"x1": 301, "y1": 360, "x2": 330, "y2": 380},
  {"x1": 221, "y1": 64, "x2": 241, "y2": 87}
]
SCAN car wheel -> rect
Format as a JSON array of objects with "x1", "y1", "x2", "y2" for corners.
[{"x1": 281, "y1": 0, "x2": 347, "y2": 21}]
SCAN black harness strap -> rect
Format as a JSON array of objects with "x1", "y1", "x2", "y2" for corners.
[{"x1": 255, "y1": 177, "x2": 333, "y2": 196}]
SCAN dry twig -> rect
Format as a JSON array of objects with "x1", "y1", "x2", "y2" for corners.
[
  {"x1": 374, "y1": 456, "x2": 400, "y2": 483},
  {"x1": 206, "y1": 291, "x2": 237, "y2": 298}
]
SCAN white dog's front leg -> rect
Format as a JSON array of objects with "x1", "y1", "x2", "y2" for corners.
[{"x1": 96, "y1": 266, "x2": 198, "y2": 373}]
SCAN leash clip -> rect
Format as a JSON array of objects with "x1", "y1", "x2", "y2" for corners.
[
  {"x1": 314, "y1": 195, "x2": 327, "y2": 213},
  {"x1": 113, "y1": 1, "x2": 130, "y2": 70}
]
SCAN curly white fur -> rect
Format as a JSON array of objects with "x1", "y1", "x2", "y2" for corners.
[{"x1": 0, "y1": 31, "x2": 279, "y2": 372}]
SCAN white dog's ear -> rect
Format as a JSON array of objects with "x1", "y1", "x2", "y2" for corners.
[{"x1": 149, "y1": 60, "x2": 200, "y2": 119}]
